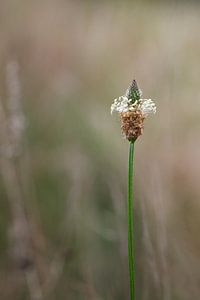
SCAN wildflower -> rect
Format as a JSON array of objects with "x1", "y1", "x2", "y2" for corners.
[{"x1": 111, "y1": 80, "x2": 156, "y2": 141}]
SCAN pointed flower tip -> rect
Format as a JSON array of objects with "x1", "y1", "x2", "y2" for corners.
[
  {"x1": 130, "y1": 79, "x2": 138, "y2": 90},
  {"x1": 125, "y1": 79, "x2": 142, "y2": 101}
]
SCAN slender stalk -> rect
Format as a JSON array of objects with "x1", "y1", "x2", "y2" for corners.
[{"x1": 127, "y1": 141, "x2": 135, "y2": 300}]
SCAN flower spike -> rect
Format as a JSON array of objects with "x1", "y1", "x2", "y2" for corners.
[{"x1": 111, "y1": 79, "x2": 156, "y2": 142}]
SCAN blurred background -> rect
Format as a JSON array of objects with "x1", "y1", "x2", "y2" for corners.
[{"x1": 0, "y1": 1, "x2": 200, "y2": 299}]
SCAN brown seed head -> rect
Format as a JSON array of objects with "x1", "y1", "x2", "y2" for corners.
[{"x1": 120, "y1": 110, "x2": 145, "y2": 142}]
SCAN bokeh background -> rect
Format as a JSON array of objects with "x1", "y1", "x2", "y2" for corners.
[{"x1": 0, "y1": 1, "x2": 200, "y2": 299}]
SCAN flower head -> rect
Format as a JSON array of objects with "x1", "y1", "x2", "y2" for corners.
[{"x1": 111, "y1": 80, "x2": 156, "y2": 141}]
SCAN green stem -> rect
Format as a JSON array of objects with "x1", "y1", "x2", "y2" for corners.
[{"x1": 128, "y1": 141, "x2": 135, "y2": 300}]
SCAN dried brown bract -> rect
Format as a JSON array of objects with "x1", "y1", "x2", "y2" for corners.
[{"x1": 120, "y1": 110, "x2": 145, "y2": 142}]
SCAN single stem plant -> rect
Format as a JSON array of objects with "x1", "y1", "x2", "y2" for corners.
[{"x1": 111, "y1": 79, "x2": 156, "y2": 300}]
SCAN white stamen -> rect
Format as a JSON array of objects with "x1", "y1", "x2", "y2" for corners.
[
  {"x1": 138, "y1": 99, "x2": 156, "y2": 116},
  {"x1": 111, "y1": 96, "x2": 137, "y2": 114},
  {"x1": 111, "y1": 95, "x2": 156, "y2": 116}
]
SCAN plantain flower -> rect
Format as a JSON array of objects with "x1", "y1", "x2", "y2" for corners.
[{"x1": 111, "y1": 80, "x2": 156, "y2": 141}]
